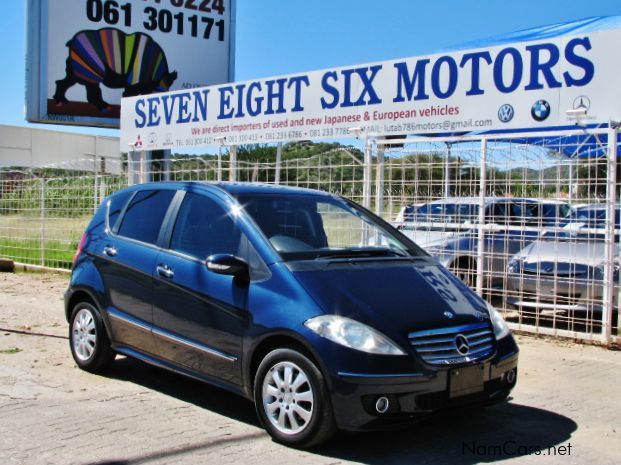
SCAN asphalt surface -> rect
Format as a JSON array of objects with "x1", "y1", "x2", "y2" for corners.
[{"x1": 1, "y1": 271, "x2": 619, "y2": 465}]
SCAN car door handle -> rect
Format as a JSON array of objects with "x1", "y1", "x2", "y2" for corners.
[
  {"x1": 156, "y1": 265, "x2": 174, "y2": 279},
  {"x1": 103, "y1": 246, "x2": 117, "y2": 257}
]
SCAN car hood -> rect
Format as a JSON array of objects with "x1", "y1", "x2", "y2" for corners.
[
  {"x1": 289, "y1": 258, "x2": 490, "y2": 341},
  {"x1": 515, "y1": 240, "x2": 620, "y2": 266},
  {"x1": 401, "y1": 228, "x2": 466, "y2": 249}
]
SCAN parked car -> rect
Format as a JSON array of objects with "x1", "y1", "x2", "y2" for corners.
[
  {"x1": 399, "y1": 197, "x2": 569, "y2": 288},
  {"x1": 66, "y1": 182, "x2": 518, "y2": 447},
  {"x1": 506, "y1": 203, "x2": 621, "y2": 314}
]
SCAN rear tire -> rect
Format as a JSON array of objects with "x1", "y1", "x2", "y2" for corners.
[
  {"x1": 254, "y1": 348, "x2": 336, "y2": 448},
  {"x1": 69, "y1": 302, "x2": 115, "y2": 373}
]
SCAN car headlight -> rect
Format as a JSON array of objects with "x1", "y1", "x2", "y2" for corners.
[
  {"x1": 507, "y1": 257, "x2": 522, "y2": 274},
  {"x1": 594, "y1": 262, "x2": 620, "y2": 281},
  {"x1": 487, "y1": 302, "x2": 511, "y2": 340},
  {"x1": 304, "y1": 315, "x2": 406, "y2": 355}
]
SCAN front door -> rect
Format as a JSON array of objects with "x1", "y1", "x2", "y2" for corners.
[{"x1": 152, "y1": 191, "x2": 247, "y2": 385}]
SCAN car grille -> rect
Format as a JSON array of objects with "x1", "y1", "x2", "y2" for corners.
[
  {"x1": 408, "y1": 322, "x2": 494, "y2": 365},
  {"x1": 522, "y1": 261, "x2": 590, "y2": 277}
]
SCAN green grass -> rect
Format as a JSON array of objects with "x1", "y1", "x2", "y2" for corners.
[
  {"x1": 0, "y1": 215, "x2": 89, "y2": 269},
  {"x1": 0, "y1": 238, "x2": 77, "y2": 269}
]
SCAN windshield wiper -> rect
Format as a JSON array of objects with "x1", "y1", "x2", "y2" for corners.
[{"x1": 314, "y1": 248, "x2": 409, "y2": 260}]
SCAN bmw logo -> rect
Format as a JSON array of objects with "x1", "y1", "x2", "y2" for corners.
[
  {"x1": 531, "y1": 100, "x2": 551, "y2": 122},
  {"x1": 443, "y1": 311, "x2": 454, "y2": 319},
  {"x1": 498, "y1": 104, "x2": 514, "y2": 123}
]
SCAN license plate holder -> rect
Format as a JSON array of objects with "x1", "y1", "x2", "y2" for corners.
[{"x1": 449, "y1": 364, "x2": 485, "y2": 398}]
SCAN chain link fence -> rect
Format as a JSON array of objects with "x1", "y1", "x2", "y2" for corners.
[{"x1": 1, "y1": 129, "x2": 618, "y2": 345}]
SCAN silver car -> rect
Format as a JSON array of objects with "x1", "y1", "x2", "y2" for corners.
[
  {"x1": 506, "y1": 204, "x2": 620, "y2": 313},
  {"x1": 398, "y1": 197, "x2": 569, "y2": 288}
]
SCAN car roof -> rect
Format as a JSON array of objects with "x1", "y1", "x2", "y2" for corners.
[
  {"x1": 422, "y1": 197, "x2": 557, "y2": 206},
  {"x1": 115, "y1": 181, "x2": 336, "y2": 198}
]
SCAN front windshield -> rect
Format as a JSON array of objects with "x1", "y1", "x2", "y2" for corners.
[
  {"x1": 542, "y1": 207, "x2": 621, "y2": 242},
  {"x1": 237, "y1": 194, "x2": 424, "y2": 260}
]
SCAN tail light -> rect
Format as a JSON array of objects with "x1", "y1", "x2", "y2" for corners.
[{"x1": 73, "y1": 233, "x2": 87, "y2": 266}]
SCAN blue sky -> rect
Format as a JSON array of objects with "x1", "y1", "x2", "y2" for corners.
[{"x1": 1, "y1": 0, "x2": 620, "y2": 142}]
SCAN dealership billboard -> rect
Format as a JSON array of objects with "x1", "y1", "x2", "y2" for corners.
[
  {"x1": 26, "y1": 0, "x2": 236, "y2": 128},
  {"x1": 120, "y1": 23, "x2": 621, "y2": 150}
]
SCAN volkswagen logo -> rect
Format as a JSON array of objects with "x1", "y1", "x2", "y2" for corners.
[
  {"x1": 498, "y1": 104, "x2": 514, "y2": 123},
  {"x1": 455, "y1": 334, "x2": 470, "y2": 355},
  {"x1": 531, "y1": 99, "x2": 551, "y2": 122}
]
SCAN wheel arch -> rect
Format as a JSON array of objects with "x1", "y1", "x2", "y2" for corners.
[{"x1": 245, "y1": 332, "x2": 330, "y2": 398}]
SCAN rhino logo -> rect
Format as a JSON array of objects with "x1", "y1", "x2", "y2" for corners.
[{"x1": 53, "y1": 28, "x2": 177, "y2": 112}]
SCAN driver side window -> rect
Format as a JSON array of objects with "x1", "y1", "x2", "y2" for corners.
[{"x1": 170, "y1": 193, "x2": 241, "y2": 259}]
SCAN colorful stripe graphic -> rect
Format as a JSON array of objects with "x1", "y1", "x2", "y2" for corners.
[{"x1": 67, "y1": 28, "x2": 170, "y2": 86}]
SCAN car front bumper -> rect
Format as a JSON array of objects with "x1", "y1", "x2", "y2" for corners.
[
  {"x1": 328, "y1": 337, "x2": 519, "y2": 431},
  {"x1": 506, "y1": 274, "x2": 617, "y2": 312}
]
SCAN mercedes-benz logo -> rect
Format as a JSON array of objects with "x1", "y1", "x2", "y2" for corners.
[
  {"x1": 573, "y1": 95, "x2": 590, "y2": 112},
  {"x1": 498, "y1": 104, "x2": 514, "y2": 123},
  {"x1": 455, "y1": 334, "x2": 470, "y2": 355}
]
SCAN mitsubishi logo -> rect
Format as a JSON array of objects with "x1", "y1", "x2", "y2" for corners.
[{"x1": 455, "y1": 334, "x2": 470, "y2": 355}]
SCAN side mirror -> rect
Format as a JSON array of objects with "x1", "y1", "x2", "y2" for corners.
[{"x1": 206, "y1": 254, "x2": 249, "y2": 279}]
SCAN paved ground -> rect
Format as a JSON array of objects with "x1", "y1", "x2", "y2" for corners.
[{"x1": 1, "y1": 271, "x2": 620, "y2": 465}]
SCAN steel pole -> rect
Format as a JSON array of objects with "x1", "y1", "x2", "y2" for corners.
[
  {"x1": 476, "y1": 138, "x2": 487, "y2": 296},
  {"x1": 602, "y1": 125, "x2": 618, "y2": 344},
  {"x1": 375, "y1": 146, "x2": 385, "y2": 217},
  {"x1": 229, "y1": 145, "x2": 237, "y2": 182},
  {"x1": 275, "y1": 142, "x2": 282, "y2": 185},
  {"x1": 363, "y1": 133, "x2": 372, "y2": 209}
]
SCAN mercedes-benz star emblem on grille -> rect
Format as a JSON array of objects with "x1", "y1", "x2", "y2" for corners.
[
  {"x1": 498, "y1": 104, "x2": 514, "y2": 123},
  {"x1": 455, "y1": 334, "x2": 470, "y2": 355},
  {"x1": 443, "y1": 311, "x2": 454, "y2": 319}
]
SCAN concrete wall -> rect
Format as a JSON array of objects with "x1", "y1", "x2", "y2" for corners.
[{"x1": 0, "y1": 125, "x2": 120, "y2": 172}]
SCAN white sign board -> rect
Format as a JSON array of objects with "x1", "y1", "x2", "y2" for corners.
[
  {"x1": 27, "y1": 0, "x2": 235, "y2": 128},
  {"x1": 121, "y1": 26, "x2": 621, "y2": 150}
]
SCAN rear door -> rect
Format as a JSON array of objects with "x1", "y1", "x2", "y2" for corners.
[
  {"x1": 152, "y1": 191, "x2": 248, "y2": 385},
  {"x1": 97, "y1": 188, "x2": 177, "y2": 355}
]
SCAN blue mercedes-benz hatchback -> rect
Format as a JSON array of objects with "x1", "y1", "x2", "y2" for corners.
[{"x1": 66, "y1": 182, "x2": 518, "y2": 447}]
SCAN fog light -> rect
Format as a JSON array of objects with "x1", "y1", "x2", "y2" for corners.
[
  {"x1": 506, "y1": 369, "x2": 517, "y2": 384},
  {"x1": 375, "y1": 396, "x2": 390, "y2": 414}
]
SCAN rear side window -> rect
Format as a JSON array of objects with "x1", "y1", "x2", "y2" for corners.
[
  {"x1": 107, "y1": 190, "x2": 133, "y2": 231},
  {"x1": 170, "y1": 193, "x2": 241, "y2": 258},
  {"x1": 117, "y1": 190, "x2": 175, "y2": 245}
]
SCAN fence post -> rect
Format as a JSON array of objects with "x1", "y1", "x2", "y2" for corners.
[
  {"x1": 229, "y1": 145, "x2": 237, "y2": 181},
  {"x1": 375, "y1": 145, "x2": 385, "y2": 217},
  {"x1": 362, "y1": 136, "x2": 372, "y2": 209},
  {"x1": 275, "y1": 142, "x2": 282, "y2": 185},
  {"x1": 94, "y1": 154, "x2": 99, "y2": 213},
  {"x1": 602, "y1": 125, "x2": 618, "y2": 344},
  {"x1": 217, "y1": 145, "x2": 223, "y2": 181},
  {"x1": 39, "y1": 178, "x2": 45, "y2": 267},
  {"x1": 476, "y1": 137, "x2": 487, "y2": 296},
  {"x1": 444, "y1": 142, "x2": 452, "y2": 198}
]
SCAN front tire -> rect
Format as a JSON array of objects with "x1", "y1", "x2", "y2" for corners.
[
  {"x1": 69, "y1": 302, "x2": 115, "y2": 373},
  {"x1": 254, "y1": 348, "x2": 336, "y2": 448}
]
